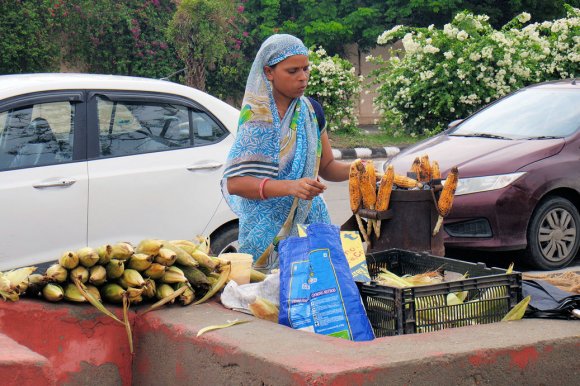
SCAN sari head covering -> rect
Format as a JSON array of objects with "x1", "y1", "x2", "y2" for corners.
[{"x1": 222, "y1": 34, "x2": 331, "y2": 269}]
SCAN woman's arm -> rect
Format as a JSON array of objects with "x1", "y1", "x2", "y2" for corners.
[
  {"x1": 318, "y1": 131, "x2": 351, "y2": 182},
  {"x1": 227, "y1": 175, "x2": 326, "y2": 201}
]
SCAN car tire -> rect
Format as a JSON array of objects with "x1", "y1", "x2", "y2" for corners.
[
  {"x1": 210, "y1": 223, "x2": 240, "y2": 255},
  {"x1": 525, "y1": 196, "x2": 580, "y2": 270}
]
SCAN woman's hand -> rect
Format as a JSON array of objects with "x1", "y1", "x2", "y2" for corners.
[{"x1": 288, "y1": 178, "x2": 326, "y2": 200}]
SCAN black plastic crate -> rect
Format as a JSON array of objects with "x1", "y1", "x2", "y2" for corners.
[{"x1": 359, "y1": 249, "x2": 522, "y2": 336}]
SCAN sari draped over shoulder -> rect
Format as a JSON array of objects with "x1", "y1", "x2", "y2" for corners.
[{"x1": 221, "y1": 34, "x2": 331, "y2": 270}]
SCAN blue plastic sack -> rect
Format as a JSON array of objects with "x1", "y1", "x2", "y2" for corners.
[{"x1": 278, "y1": 223, "x2": 374, "y2": 341}]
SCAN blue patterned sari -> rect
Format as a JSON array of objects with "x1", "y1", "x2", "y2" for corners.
[{"x1": 222, "y1": 34, "x2": 331, "y2": 270}]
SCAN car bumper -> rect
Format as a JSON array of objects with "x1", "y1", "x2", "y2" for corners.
[{"x1": 443, "y1": 184, "x2": 534, "y2": 251}]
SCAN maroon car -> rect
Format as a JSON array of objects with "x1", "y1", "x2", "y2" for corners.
[{"x1": 387, "y1": 79, "x2": 580, "y2": 269}]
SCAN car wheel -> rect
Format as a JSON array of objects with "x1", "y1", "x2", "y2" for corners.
[
  {"x1": 526, "y1": 196, "x2": 580, "y2": 270},
  {"x1": 210, "y1": 223, "x2": 239, "y2": 255}
]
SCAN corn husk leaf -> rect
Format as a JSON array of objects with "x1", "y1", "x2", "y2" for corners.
[
  {"x1": 193, "y1": 261, "x2": 231, "y2": 305},
  {"x1": 140, "y1": 284, "x2": 188, "y2": 315},
  {"x1": 73, "y1": 277, "x2": 124, "y2": 325},
  {"x1": 196, "y1": 319, "x2": 250, "y2": 337},
  {"x1": 123, "y1": 293, "x2": 134, "y2": 354},
  {"x1": 502, "y1": 295, "x2": 531, "y2": 321}
]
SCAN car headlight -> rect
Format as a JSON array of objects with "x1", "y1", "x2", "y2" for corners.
[{"x1": 453, "y1": 172, "x2": 526, "y2": 196}]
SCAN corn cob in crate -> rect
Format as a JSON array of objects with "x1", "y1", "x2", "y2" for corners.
[{"x1": 433, "y1": 166, "x2": 459, "y2": 236}]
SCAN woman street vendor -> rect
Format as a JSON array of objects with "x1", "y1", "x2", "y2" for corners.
[{"x1": 222, "y1": 34, "x2": 351, "y2": 270}]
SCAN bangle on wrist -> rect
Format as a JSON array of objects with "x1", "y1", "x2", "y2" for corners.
[{"x1": 259, "y1": 178, "x2": 270, "y2": 200}]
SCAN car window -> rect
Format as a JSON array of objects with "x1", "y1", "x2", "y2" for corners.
[
  {"x1": 96, "y1": 96, "x2": 228, "y2": 157},
  {"x1": 97, "y1": 97, "x2": 191, "y2": 157},
  {"x1": 0, "y1": 101, "x2": 74, "y2": 170},
  {"x1": 451, "y1": 89, "x2": 580, "y2": 139},
  {"x1": 191, "y1": 111, "x2": 228, "y2": 145}
]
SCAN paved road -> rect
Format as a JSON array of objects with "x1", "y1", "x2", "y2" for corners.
[{"x1": 323, "y1": 159, "x2": 580, "y2": 274}]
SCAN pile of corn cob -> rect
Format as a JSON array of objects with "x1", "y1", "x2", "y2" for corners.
[
  {"x1": 29, "y1": 237, "x2": 237, "y2": 308},
  {"x1": 1, "y1": 237, "x2": 267, "y2": 352},
  {"x1": 348, "y1": 155, "x2": 459, "y2": 241}
]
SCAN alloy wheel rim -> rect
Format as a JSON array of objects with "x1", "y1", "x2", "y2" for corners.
[{"x1": 538, "y1": 207, "x2": 577, "y2": 263}]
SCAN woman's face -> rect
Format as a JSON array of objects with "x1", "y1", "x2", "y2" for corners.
[{"x1": 264, "y1": 54, "x2": 310, "y2": 100}]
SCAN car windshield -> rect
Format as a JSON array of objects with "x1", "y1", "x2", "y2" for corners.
[{"x1": 450, "y1": 88, "x2": 580, "y2": 140}]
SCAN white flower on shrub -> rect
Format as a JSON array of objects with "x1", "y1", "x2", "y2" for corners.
[
  {"x1": 420, "y1": 70, "x2": 435, "y2": 80},
  {"x1": 402, "y1": 33, "x2": 421, "y2": 54},
  {"x1": 443, "y1": 23, "x2": 458, "y2": 38},
  {"x1": 517, "y1": 12, "x2": 531, "y2": 23},
  {"x1": 457, "y1": 31, "x2": 469, "y2": 41},
  {"x1": 469, "y1": 52, "x2": 481, "y2": 61},
  {"x1": 423, "y1": 44, "x2": 440, "y2": 54},
  {"x1": 369, "y1": 7, "x2": 579, "y2": 135},
  {"x1": 377, "y1": 25, "x2": 403, "y2": 44}
]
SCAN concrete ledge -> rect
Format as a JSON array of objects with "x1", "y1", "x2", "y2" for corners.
[
  {"x1": 2, "y1": 299, "x2": 578, "y2": 385},
  {"x1": 133, "y1": 302, "x2": 580, "y2": 385},
  {"x1": 0, "y1": 333, "x2": 54, "y2": 386},
  {"x1": 0, "y1": 300, "x2": 134, "y2": 385}
]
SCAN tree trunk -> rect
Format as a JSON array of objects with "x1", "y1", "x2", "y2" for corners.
[{"x1": 185, "y1": 57, "x2": 206, "y2": 91}]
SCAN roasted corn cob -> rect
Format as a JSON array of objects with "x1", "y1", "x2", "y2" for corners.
[
  {"x1": 349, "y1": 159, "x2": 370, "y2": 244},
  {"x1": 366, "y1": 160, "x2": 377, "y2": 184},
  {"x1": 410, "y1": 157, "x2": 421, "y2": 180},
  {"x1": 433, "y1": 166, "x2": 459, "y2": 236},
  {"x1": 348, "y1": 159, "x2": 362, "y2": 213},
  {"x1": 431, "y1": 160, "x2": 441, "y2": 180},
  {"x1": 394, "y1": 174, "x2": 423, "y2": 189},
  {"x1": 357, "y1": 161, "x2": 376, "y2": 209},
  {"x1": 375, "y1": 164, "x2": 395, "y2": 237},
  {"x1": 419, "y1": 154, "x2": 431, "y2": 182},
  {"x1": 357, "y1": 161, "x2": 377, "y2": 238}
]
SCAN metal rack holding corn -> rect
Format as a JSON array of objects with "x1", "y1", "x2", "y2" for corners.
[
  {"x1": 0, "y1": 237, "x2": 267, "y2": 352},
  {"x1": 348, "y1": 155, "x2": 459, "y2": 241}
]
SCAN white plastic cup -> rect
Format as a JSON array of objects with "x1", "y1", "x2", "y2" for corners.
[{"x1": 218, "y1": 253, "x2": 253, "y2": 285}]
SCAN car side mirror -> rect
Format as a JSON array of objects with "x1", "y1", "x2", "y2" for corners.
[{"x1": 448, "y1": 119, "x2": 464, "y2": 130}]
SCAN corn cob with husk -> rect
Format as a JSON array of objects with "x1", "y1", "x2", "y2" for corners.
[
  {"x1": 348, "y1": 159, "x2": 370, "y2": 244},
  {"x1": 393, "y1": 174, "x2": 423, "y2": 189},
  {"x1": 433, "y1": 166, "x2": 459, "y2": 236},
  {"x1": 249, "y1": 297, "x2": 279, "y2": 322},
  {"x1": 374, "y1": 164, "x2": 395, "y2": 237},
  {"x1": 419, "y1": 154, "x2": 431, "y2": 182},
  {"x1": 0, "y1": 267, "x2": 37, "y2": 301}
]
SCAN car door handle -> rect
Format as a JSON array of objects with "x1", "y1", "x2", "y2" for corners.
[
  {"x1": 186, "y1": 162, "x2": 223, "y2": 171},
  {"x1": 33, "y1": 178, "x2": 77, "y2": 189}
]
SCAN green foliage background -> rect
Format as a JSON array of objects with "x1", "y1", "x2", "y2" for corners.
[{"x1": 0, "y1": 0, "x2": 578, "y2": 130}]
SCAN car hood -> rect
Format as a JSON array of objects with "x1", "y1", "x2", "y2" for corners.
[{"x1": 389, "y1": 135, "x2": 565, "y2": 177}]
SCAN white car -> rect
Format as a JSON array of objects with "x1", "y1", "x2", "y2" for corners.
[{"x1": 0, "y1": 73, "x2": 240, "y2": 270}]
